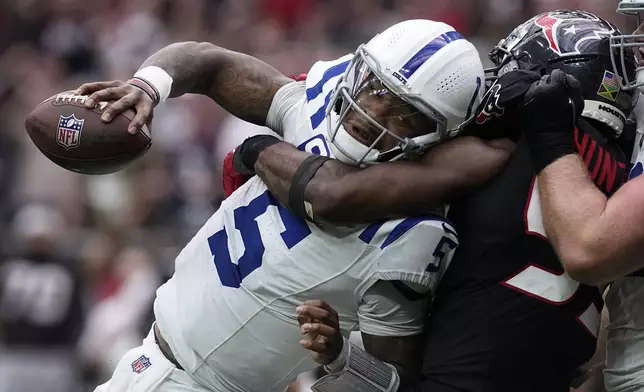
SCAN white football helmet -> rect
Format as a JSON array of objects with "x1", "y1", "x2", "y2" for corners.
[
  {"x1": 326, "y1": 19, "x2": 485, "y2": 165},
  {"x1": 612, "y1": 0, "x2": 644, "y2": 90}
]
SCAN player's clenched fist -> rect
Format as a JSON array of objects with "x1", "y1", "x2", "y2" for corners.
[
  {"x1": 75, "y1": 79, "x2": 156, "y2": 135},
  {"x1": 521, "y1": 69, "x2": 584, "y2": 173},
  {"x1": 296, "y1": 300, "x2": 343, "y2": 365}
]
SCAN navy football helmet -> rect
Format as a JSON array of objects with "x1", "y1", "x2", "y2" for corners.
[{"x1": 488, "y1": 9, "x2": 637, "y2": 138}]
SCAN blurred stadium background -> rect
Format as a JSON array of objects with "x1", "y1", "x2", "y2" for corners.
[{"x1": 0, "y1": 0, "x2": 628, "y2": 391}]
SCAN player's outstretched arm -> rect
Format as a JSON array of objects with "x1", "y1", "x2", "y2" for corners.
[
  {"x1": 77, "y1": 42, "x2": 293, "y2": 132},
  {"x1": 254, "y1": 136, "x2": 514, "y2": 224},
  {"x1": 142, "y1": 42, "x2": 292, "y2": 124}
]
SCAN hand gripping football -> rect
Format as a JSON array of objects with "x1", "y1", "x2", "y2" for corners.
[{"x1": 24, "y1": 92, "x2": 152, "y2": 175}]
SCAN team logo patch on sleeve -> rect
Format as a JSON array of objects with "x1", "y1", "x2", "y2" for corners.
[
  {"x1": 56, "y1": 114, "x2": 84, "y2": 150},
  {"x1": 131, "y1": 355, "x2": 152, "y2": 373},
  {"x1": 597, "y1": 70, "x2": 622, "y2": 101}
]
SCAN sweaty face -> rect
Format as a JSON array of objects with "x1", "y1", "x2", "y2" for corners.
[{"x1": 341, "y1": 76, "x2": 437, "y2": 152}]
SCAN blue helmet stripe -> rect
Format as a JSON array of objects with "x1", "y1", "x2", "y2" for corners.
[{"x1": 398, "y1": 31, "x2": 464, "y2": 79}]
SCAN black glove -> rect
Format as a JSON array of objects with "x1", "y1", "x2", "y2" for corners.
[
  {"x1": 232, "y1": 135, "x2": 282, "y2": 175},
  {"x1": 521, "y1": 69, "x2": 585, "y2": 173}
]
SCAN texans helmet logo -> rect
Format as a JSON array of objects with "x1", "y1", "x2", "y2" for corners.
[
  {"x1": 476, "y1": 83, "x2": 505, "y2": 124},
  {"x1": 534, "y1": 11, "x2": 615, "y2": 56}
]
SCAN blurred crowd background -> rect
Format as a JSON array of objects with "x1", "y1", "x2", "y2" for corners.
[{"x1": 0, "y1": 0, "x2": 630, "y2": 391}]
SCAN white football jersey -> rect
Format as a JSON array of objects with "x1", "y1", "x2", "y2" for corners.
[
  {"x1": 604, "y1": 94, "x2": 644, "y2": 392},
  {"x1": 153, "y1": 55, "x2": 459, "y2": 392}
]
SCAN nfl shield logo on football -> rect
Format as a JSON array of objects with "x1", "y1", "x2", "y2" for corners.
[
  {"x1": 56, "y1": 114, "x2": 84, "y2": 150},
  {"x1": 131, "y1": 355, "x2": 152, "y2": 373}
]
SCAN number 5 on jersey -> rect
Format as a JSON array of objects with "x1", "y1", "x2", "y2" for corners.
[{"x1": 208, "y1": 191, "x2": 311, "y2": 288}]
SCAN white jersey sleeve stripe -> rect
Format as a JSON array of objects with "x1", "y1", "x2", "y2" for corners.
[
  {"x1": 358, "y1": 215, "x2": 455, "y2": 249},
  {"x1": 310, "y1": 93, "x2": 334, "y2": 129},
  {"x1": 380, "y1": 216, "x2": 454, "y2": 249},
  {"x1": 305, "y1": 60, "x2": 351, "y2": 101},
  {"x1": 358, "y1": 221, "x2": 386, "y2": 244},
  {"x1": 304, "y1": 54, "x2": 352, "y2": 131}
]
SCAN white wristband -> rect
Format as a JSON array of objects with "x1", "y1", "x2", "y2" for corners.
[
  {"x1": 314, "y1": 337, "x2": 400, "y2": 392},
  {"x1": 133, "y1": 66, "x2": 173, "y2": 103}
]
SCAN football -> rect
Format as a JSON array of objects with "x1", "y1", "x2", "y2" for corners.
[{"x1": 24, "y1": 92, "x2": 152, "y2": 175}]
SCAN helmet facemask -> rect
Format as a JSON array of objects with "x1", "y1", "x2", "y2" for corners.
[
  {"x1": 325, "y1": 45, "x2": 453, "y2": 166},
  {"x1": 611, "y1": 3, "x2": 644, "y2": 91}
]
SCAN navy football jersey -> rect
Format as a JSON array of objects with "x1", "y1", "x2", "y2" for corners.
[{"x1": 416, "y1": 72, "x2": 630, "y2": 392}]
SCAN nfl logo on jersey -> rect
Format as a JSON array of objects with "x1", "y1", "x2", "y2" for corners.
[
  {"x1": 131, "y1": 355, "x2": 152, "y2": 373},
  {"x1": 56, "y1": 114, "x2": 84, "y2": 150}
]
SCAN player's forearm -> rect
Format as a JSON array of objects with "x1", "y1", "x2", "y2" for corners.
[
  {"x1": 254, "y1": 137, "x2": 513, "y2": 225},
  {"x1": 538, "y1": 155, "x2": 612, "y2": 283},
  {"x1": 254, "y1": 142, "x2": 365, "y2": 224},
  {"x1": 538, "y1": 155, "x2": 644, "y2": 284},
  {"x1": 140, "y1": 41, "x2": 291, "y2": 125},
  {"x1": 140, "y1": 42, "x2": 212, "y2": 98},
  {"x1": 254, "y1": 146, "x2": 439, "y2": 224}
]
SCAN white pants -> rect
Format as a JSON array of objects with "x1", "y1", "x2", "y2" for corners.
[
  {"x1": 94, "y1": 327, "x2": 211, "y2": 392},
  {"x1": 604, "y1": 277, "x2": 644, "y2": 392}
]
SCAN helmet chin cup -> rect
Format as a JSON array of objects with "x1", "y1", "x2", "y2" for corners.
[{"x1": 328, "y1": 123, "x2": 379, "y2": 166}]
